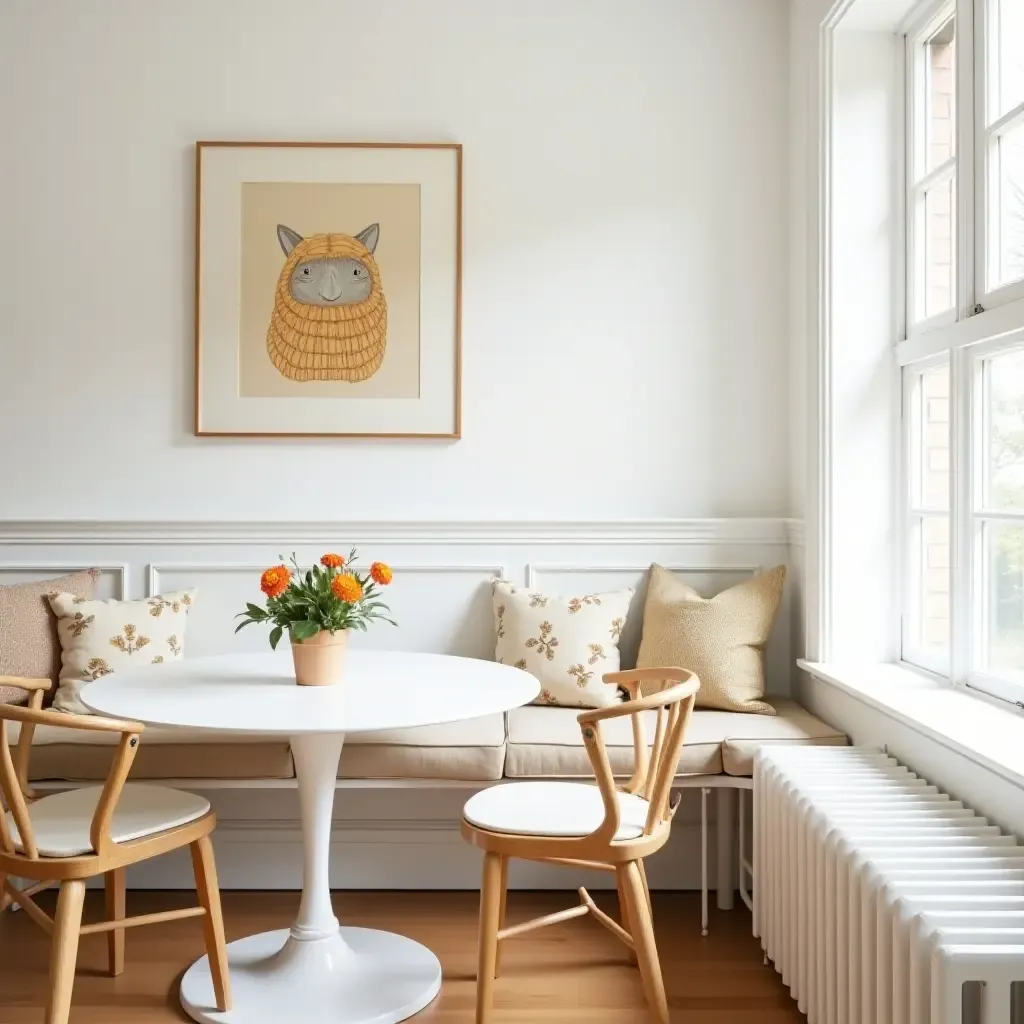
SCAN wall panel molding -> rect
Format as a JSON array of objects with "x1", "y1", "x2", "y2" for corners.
[
  {"x1": 0, "y1": 562, "x2": 129, "y2": 599},
  {"x1": 525, "y1": 563, "x2": 762, "y2": 588},
  {"x1": 148, "y1": 562, "x2": 508, "y2": 597},
  {"x1": 0, "y1": 517, "x2": 802, "y2": 685}
]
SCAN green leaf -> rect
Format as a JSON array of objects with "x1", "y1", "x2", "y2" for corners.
[
  {"x1": 246, "y1": 602, "x2": 267, "y2": 618},
  {"x1": 291, "y1": 620, "x2": 320, "y2": 642},
  {"x1": 235, "y1": 619, "x2": 254, "y2": 633},
  {"x1": 269, "y1": 625, "x2": 284, "y2": 650}
]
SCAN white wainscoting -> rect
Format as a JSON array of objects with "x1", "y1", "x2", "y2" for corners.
[{"x1": 0, "y1": 519, "x2": 797, "y2": 889}]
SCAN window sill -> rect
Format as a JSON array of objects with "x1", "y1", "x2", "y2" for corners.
[{"x1": 797, "y1": 660, "x2": 1024, "y2": 791}]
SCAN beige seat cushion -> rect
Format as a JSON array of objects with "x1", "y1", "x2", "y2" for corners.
[
  {"x1": 464, "y1": 781, "x2": 651, "y2": 840},
  {"x1": 5, "y1": 721, "x2": 294, "y2": 781},
  {"x1": 340, "y1": 714, "x2": 506, "y2": 782},
  {"x1": 7, "y1": 784, "x2": 210, "y2": 858},
  {"x1": 504, "y1": 699, "x2": 846, "y2": 779},
  {"x1": 0, "y1": 569, "x2": 98, "y2": 706}
]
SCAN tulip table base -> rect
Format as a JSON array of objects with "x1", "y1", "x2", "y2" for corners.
[
  {"x1": 179, "y1": 733, "x2": 442, "y2": 1023},
  {"x1": 180, "y1": 927, "x2": 441, "y2": 1024}
]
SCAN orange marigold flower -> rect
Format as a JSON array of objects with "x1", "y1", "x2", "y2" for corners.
[
  {"x1": 320, "y1": 553, "x2": 345, "y2": 569},
  {"x1": 260, "y1": 565, "x2": 291, "y2": 598},
  {"x1": 331, "y1": 573, "x2": 363, "y2": 603},
  {"x1": 370, "y1": 561, "x2": 393, "y2": 585}
]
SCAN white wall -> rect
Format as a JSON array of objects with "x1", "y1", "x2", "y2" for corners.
[{"x1": 0, "y1": 0, "x2": 790, "y2": 522}]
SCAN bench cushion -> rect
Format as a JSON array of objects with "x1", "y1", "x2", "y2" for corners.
[
  {"x1": 505, "y1": 704, "x2": 724, "y2": 777},
  {"x1": 504, "y1": 698, "x2": 845, "y2": 779},
  {"x1": 339, "y1": 714, "x2": 506, "y2": 782},
  {"x1": 718, "y1": 701, "x2": 847, "y2": 774},
  {"x1": 6, "y1": 722, "x2": 294, "y2": 781}
]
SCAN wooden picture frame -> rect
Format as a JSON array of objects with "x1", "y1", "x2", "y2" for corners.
[{"x1": 194, "y1": 141, "x2": 462, "y2": 438}]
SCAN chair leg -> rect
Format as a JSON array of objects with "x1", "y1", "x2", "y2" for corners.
[
  {"x1": 619, "y1": 861, "x2": 669, "y2": 1024},
  {"x1": 105, "y1": 868, "x2": 126, "y2": 976},
  {"x1": 191, "y1": 836, "x2": 232, "y2": 1012},
  {"x1": 616, "y1": 868, "x2": 639, "y2": 965},
  {"x1": 476, "y1": 851, "x2": 504, "y2": 1024},
  {"x1": 494, "y1": 855, "x2": 509, "y2": 978},
  {"x1": 45, "y1": 879, "x2": 86, "y2": 1024},
  {"x1": 0, "y1": 871, "x2": 8, "y2": 913},
  {"x1": 637, "y1": 859, "x2": 653, "y2": 923}
]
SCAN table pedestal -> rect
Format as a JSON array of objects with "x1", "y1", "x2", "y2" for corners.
[{"x1": 180, "y1": 733, "x2": 442, "y2": 1023}]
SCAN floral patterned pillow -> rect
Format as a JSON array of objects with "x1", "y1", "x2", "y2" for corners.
[
  {"x1": 48, "y1": 590, "x2": 197, "y2": 714},
  {"x1": 493, "y1": 580, "x2": 634, "y2": 708}
]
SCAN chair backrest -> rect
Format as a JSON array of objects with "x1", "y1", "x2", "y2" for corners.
[
  {"x1": 0, "y1": 676, "x2": 145, "y2": 861},
  {"x1": 576, "y1": 668, "x2": 699, "y2": 846}
]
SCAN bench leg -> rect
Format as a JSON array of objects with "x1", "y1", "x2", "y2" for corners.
[{"x1": 716, "y1": 787, "x2": 736, "y2": 911}]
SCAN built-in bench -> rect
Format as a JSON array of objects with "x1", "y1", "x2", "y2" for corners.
[
  {"x1": 6, "y1": 698, "x2": 845, "y2": 929},
  {"x1": 8, "y1": 699, "x2": 845, "y2": 784}
]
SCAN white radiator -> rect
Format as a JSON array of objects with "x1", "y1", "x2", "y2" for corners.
[{"x1": 754, "y1": 746, "x2": 1024, "y2": 1024}]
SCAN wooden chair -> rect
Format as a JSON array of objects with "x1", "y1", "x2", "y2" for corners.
[
  {"x1": 461, "y1": 667, "x2": 700, "y2": 1024},
  {"x1": 0, "y1": 676, "x2": 231, "y2": 1024}
]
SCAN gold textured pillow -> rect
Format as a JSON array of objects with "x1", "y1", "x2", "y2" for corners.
[
  {"x1": 0, "y1": 569, "x2": 99, "y2": 706},
  {"x1": 636, "y1": 564, "x2": 786, "y2": 715}
]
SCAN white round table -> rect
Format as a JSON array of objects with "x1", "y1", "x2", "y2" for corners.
[{"x1": 82, "y1": 650, "x2": 538, "y2": 1024}]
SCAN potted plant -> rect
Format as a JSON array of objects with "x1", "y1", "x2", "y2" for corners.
[{"x1": 236, "y1": 550, "x2": 395, "y2": 686}]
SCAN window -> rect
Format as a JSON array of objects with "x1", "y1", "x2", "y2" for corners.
[
  {"x1": 901, "y1": 0, "x2": 1024, "y2": 700},
  {"x1": 974, "y1": 343, "x2": 1024, "y2": 694},
  {"x1": 904, "y1": 361, "x2": 952, "y2": 670},
  {"x1": 908, "y1": 9, "x2": 958, "y2": 326},
  {"x1": 982, "y1": 0, "x2": 1024, "y2": 292}
]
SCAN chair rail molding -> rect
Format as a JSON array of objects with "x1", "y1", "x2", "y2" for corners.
[{"x1": 0, "y1": 518, "x2": 797, "y2": 547}]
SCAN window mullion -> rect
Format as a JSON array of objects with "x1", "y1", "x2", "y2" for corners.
[
  {"x1": 950, "y1": 342, "x2": 973, "y2": 684},
  {"x1": 972, "y1": 0, "x2": 988, "y2": 306},
  {"x1": 958, "y1": 0, "x2": 977, "y2": 320}
]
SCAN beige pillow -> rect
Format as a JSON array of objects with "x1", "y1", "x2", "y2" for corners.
[
  {"x1": 493, "y1": 580, "x2": 634, "y2": 709},
  {"x1": 636, "y1": 564, "x2": 786, "y2": 715},
  {"x1": 0, "y1": 569, "x2": 99, "y2": 706},
  {"x1": 49, "y1": 590, "x2": 197, "y2": 714}
]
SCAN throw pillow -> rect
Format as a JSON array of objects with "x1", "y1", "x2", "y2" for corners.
[
  {"x1": 493, "y1": 580, "x2": 634, "y2": 708},
  {"x1": 636, "y1": 564, "x2": 786, "y2": 715},
  {"x1": 49, "y1": 589, "x2": 197, "y2": 714},
  {"x1": 0, "y1": 569, "x2": 99, "y2": 706}
]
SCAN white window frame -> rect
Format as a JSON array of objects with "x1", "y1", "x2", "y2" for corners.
[
  {"x1": 899, "y1": 0, "x2": 1024, "y2": 704},
  {"x1": 975, "y1": 0, "x2": 1024, "y2": 308},
  {"x1": 905, "y1": 0, "x2": 960, "y2": 335},
  {"x1": 901, "y1": 354, "x2": 953, "y2": 676},
  {"x1": 964, "y1": 330, "x2": 1024, "y2": 703}
]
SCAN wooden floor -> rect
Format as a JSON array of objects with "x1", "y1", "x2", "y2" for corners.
[{"x1": 0, "y1": 890, "x2": 803, "y2": 1022}]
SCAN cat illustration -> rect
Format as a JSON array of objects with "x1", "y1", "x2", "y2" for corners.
[{"x1": 266, "y1": 222, "x2": 388, "y2": 382}]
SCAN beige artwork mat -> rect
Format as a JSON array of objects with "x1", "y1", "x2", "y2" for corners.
[{"x1": 239, "y1": 181, "x2": 421, "y2": 400}]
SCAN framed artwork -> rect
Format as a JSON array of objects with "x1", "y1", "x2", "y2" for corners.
[{"x1": 194, "y1": 141, "x2": 461, "y2": 438}]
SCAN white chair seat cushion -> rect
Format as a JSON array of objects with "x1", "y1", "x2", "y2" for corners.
[
  {"x1": 463, "y1": 780, "x2": 650, "y2": 841},
  {"x1": 5, "y1": 783, "x2": 210, "y2": 858}
]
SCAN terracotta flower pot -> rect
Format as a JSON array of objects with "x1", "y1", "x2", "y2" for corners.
[{"x1": 290, "y1": 628, "x2": 348, "y2": 686}]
